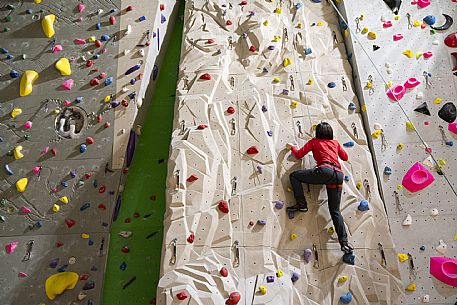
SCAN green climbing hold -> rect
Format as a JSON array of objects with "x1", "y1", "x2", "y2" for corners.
[
  {"x1": 5, "y1": 16, "x2": 12, "y2": 22},
  {"x1": 3, "y1": 27, "x2": 10, "y2": 32},
  {"x1": 430, "y1": 29, "x2": 436, "y2": 34}
]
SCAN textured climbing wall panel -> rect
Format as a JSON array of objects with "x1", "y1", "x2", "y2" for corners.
[
  {"x1": 158, "y1": 1, "x2": 404, "y2": 304},
  {"x1": 0, "y1": 0, "x2": 175, "y2": 304},
  {"x1": 337, "y1": 0, "x2": 457, "y2": 303}
]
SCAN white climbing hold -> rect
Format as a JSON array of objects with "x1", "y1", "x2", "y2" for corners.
[
  {"x1": 436, "y1": 239, "x2": 447, "y2": 254},
  {"x1": 402, "y1": 214, "x2": 412, "y2": 226},
  {"x1": 373, "y1": 122, "x2": 383, "y2": 130},
  {"x1": 385, "y1": 62, "x2": 391, "y2": 68},
  {"x1": 124, "y1": 49, "x2": 131, "y2": 56},
  {"x1": 429, "y1": 208, "x2": 439, "y2": 216},
  {"x1": 386, "y1": 68, "x2": 393, "y2": 74},
  {"x1": 125, "y1": 24, "x2": 132, "y2": 35},
  {"x1": 422, "y1": 294, "x2": 430, "y2": 303},
  {"x1": 416, "y1": 92, "x2": 424, "y2": 100},
  {"x1": 432, "y1": 40, "x2": 439, "y2": 45}
]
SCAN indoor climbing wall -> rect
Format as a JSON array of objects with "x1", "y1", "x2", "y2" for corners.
[
  {"x1": 0, "y1": 1, "x2": 175, "y2": 304},
  {"x1": 336, "y1": 0, "x2": 457, "y2": 304},
  {"x1": 157, "y1": 0, "x2": 406, "y2": 304}
]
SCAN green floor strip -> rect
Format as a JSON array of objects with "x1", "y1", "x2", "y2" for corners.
[{"x1": 103, "y1": 2, "x2": 184, "y2": 304}]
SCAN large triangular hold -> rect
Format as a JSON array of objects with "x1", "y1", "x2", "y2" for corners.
[
  {"x1": 438, "y1": 102, "x2": 457, "y2": 123},
  {"x1": 414, "y1": 102, "x2": 431, "y2": 115},
  {"x1": 383, "y1": 0, "x2": 402, "y2": 14}
]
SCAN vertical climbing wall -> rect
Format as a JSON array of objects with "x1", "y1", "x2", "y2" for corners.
[
  {"x1": 0, "y1": 1, "x2": 175, "y2": 304},
  {"x1": 157, "y1": 0, "x2": 406, "y2": 304},
  {"x1": 337, "y1": 0, "x2": 457, "y2": 304}
]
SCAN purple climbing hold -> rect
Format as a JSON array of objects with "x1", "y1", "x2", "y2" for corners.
[
  {"x1": 10, "y1": 70, "x2": 19, "y2": 78},
  {"x1": 304, "y1": 249, "x2": 313, "y2": 262},
  {"x1": 266, "y1": 275, "x2": 275, "y2": 283},
  {"x1": 49, "y1": 258, "x2": 59, "y2": 268},
  {"x1": 268, "y1": 45, "x2": 275, "y2": 51},
  {"x1": 70, "y1": 170, "x2": 77, "y2": 178},
  {"x1": 261, "y1": 105, "x2": 267, "y2": 112},
  {"x1": 153, "y1": 65, "x2": 159, "y2": 81},
  {"x1": 267, "y1": 130, "x2": 273, "y2": 137},
  {"x1": 274, "y1": 200, "x2": 284, "y2": 209},
  {"x1": 257, "y1": 219, "x2": 267, "y2": 225},
  {"x1": 125, "y1": 64, "x2": 141, "y2": 75},
  {"x1": 291, "y1": 272, "x2": 299, "y2": 283},
  {"x1": 83, "y1": 281, "x2": 95, "y2": 290},
  {"x1": 161, "y1": 14, "x2": 166, "y2": 24}
]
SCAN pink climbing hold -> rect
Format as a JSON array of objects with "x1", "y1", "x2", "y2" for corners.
[
  {"x1": 110, "y1": 16, "x2": 116, "y2": 25},
  {"x1": 393, "y1": 34, "x2": 404, "y2": 41},
  {"x1": 33, "y1": 166, "x2": 41, "y2": 174},
  {"x1": 226, "y1": 292, "x2": 241, "y2": 305},
  {"x1": 74, "y1": 38, "x2": 87, "y2": 45},
  {"x1": 6, "y1": 242, "x2": 18, "y2": 254},
  {"x1": 18, "y1": 272, "x2": 27, "y2": 277},
  {"x1": 383, "y1": 21, "x2": 393, "y2": 27},
  {"x1": 218, "y1": 200, "x2": 229, "y2": 213},
  {"x1": 176, "y1": 291, "x2": 188, "y2": 300},
  {"x1": 21, "y1": 207, "x2": 31, "y2": 214},
  {"x1": 24, "y1": 121, "x2": 32, "y2": 129},
  {"x1": 402, "y1": 162, "x2": 435, "y2": 193},
  {"x1": 220, "y1": 267, "x2": 228, "y2": 277},
  {"x1": 52, "y1": 44, "x2": 63, "y2": 53},
  {"x1": 403, "y1": 77, "x2": 421, "y2": 89},
  {"x1": 423, "y1": 51, "x2": 433, "y2": 59},
  {"x1": 246, "y1": 146, "x2": 259, "y2": 154},
  {"x1": 61, "y1": 79, "x2": 74, "y2": 90},
  {"x1": 430, "y1": 257, "x2": 457, "y2": 287},
  {"x1": 386, "y1": 84, "x2": 406, "y2": 101},
  {"x1": 78, "y1": 3, "x2": 85, "y2": 13},
  {"x1": 417, "y1": 0, "x2": 431, "y2": 8},
  {"x1": 64, "y1": 100, "x2": 71, "y2": 106},
  {"x1": 448, "y1": 123, "x2": 457, "y2": 134}
]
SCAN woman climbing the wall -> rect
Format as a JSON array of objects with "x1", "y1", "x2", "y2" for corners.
[{"x1": 286, "y1": 122, "x2": 353, "y2": 254}]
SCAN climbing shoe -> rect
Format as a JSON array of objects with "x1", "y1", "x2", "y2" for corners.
[
  {"x1": 287, "y1": 203, "x2": 308, "y2": 212},
  {"x1": 341, "y1": 242, "x2": 354, "y2": 254}
]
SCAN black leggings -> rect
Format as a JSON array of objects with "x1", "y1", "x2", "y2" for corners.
[{"x1": 289, "y1": 166, "x2": 348, "y2": 244}]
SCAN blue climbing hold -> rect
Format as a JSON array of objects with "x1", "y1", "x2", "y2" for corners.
[
  {"x1": 328, "y1": 82, "x2": 336, "y2": 88},
  {"x1": 274, "y1": 200, "x2": 284, "y2": 209},
  {"x1": 340, "y1": 292, "x2": 353, "y2": 304},
  {"x1": 304, "y1": 48, "x2": 312, "y2": 55},
  {"x1": 130, "y1": 78, "x2": 136, "y2": 85},
  {"x1": 384, "y1": 166, "x2": 392, "y2": 175},
  {"x1": 35, "y1": 221, "x2": 43, "y2": 229},
  {"x1": 348, "y1": 102, "x2": 356, "y2": 110},
  {"x1": 6, "y1": 54, "x2": 13, "y2": 60},
  {"x1": 4, "y1": 164, "x2": 14, "y2": 175},
  {"x1": 75, "y1": 96, "x2": 83, "y2": 104},
  {"x1": 358, "y1": 200, "x2": 370, "y2": 211},
  {"x1": 267, "y1": 130, "x2": 273, "y2": 137},
  {"x1": 420, "y1": 245, "x2": 426, "y2": 251},
  {"x1": 80, "y1": 144, "x2": 87, "y2": 153},
  {"x1": 423, "y1": 15, "x2": 436, "y2": 26},
  {"x1": 343, "y1": 253, "x2": 355, "y2": 265},
  {"x1": 96, "y1": 22, "x2": 101, "y2": 30},
  {"x1": 93, "y1": 54, "x2": 100, "y2": 59},
  {"x1": 105, "y1": 77, "x2": 113, "y2": 86},
  {"x1": 57, "y1": 264, "x2": 68, "y2": 273},
  {"x1": 49, "y1": 258, "x2": 59, "y2": 268},
  {"x1": 110, "y1": 100, "x2": 120, "y2": 108},
  {"x1": 88, "y1": 239, "x2": 94, "y2": 246},
  {"x1": 295, "y1": 2, "x2": 303, "y2": 9},
  {"x1": 0, "y1": 48, "x2": 8, "y2": 54},
  {"x1": 268, "y1": 45, "x2": 275, "y2": 50},
  {"x1": 446, "y1": 140, "x2": 454, "y2": 146},
  {"x1": 10, "y1": 70, "x2": 19, "y2": 78},
  {"x1": 125, "y1": 64, "x2": 141, "y2": 75},
  {"x1": 120, "y1": 261, "x2": 127, "y2": 271},
  {"x1": 70, "y1": 170, "x2": 76, "y2": 178},
  {"x1": 291, "y1": 272, "x2": 299, "y2": 283},
  {"x1": 138, "y1": 15, "x2": 146, "y2": 22},
  {"x1": 311, "y1": 0, "x2": 322, "y2": 2},
  {"x1": 161, "y1": 14, "x2": 166, "y2": 24},
  {"x1": 101, "y1": 34, "x2": 110, "y2": 41},
  {"x1": 262, "y1": 67, "x2": 269, "y2": 73},
  {"x1": 61, "y1": 181, "x2": 68, "y2": 188},
  {"x1": 93, "y1": 180, "x2": 98, "y2": 188},
  {"x1": 340, "y1": 21, "x2": 348, "y2": 31},
  {"x1": 80, "y1": 203, "x2": 90, "y2": 211},
  {"x1": 343, "y1": 141, "x2": 355, "y2": 148},
  {"x1": 344, "y1": 175, "x2": 350, "y2": 182}
]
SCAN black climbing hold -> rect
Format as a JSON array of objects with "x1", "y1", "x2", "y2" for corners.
[
  {"x1": 438, "y1": 102, "x2": 456, "y2": 123},
  {"x1": 414, "y1": 102, "x2": 431, "y2": 116},
  {"x1": 383, "y1": 0, "x2": 402, "y2": 15},
  {"x1": 343, "y1": 253, "x2": 355, "y2": 265},
  {"x1": 430, "y1": 14, "x2": 453, "y2": 31},
  {"x1": 373, "y1": 45, "x2": 381, "y2": 51}
]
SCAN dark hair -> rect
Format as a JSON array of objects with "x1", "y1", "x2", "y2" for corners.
[{"x1": 315, "y1": 122, "x2": 333, "y2": 140}]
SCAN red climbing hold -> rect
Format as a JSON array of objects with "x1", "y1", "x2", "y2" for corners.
[
  {"x1": 86, "y1": 137, "x2": 94, "y2": 145},
  {"x1": 246, "y1": 146, "x2": 259, "y2": 154},
  {"x1": 90, "y1": 78, "x2": 100, "y2": 86},
  {"x1": 95, "y1": 40, "x2": 102, "y2": 47},
  {"x1": 226, "y1": 292, "x2": 241, "y2": 305},
  {"x1": 249, "y1": 45, "x2": 257, "y2": 52},
  {"x1": 200, "y1": 73, "x2": 211, "y2": 80},
  {"x1": 452, "y1": 52, "x2": 457, "y2": 71},
  {"x1": 240, "y1": 0, "x2": 248, "y2": 5},
  {"x1": 79, "y1": 274, "x2": 89, "y2": 281},
  {"x1": 65, "y1": 219, "x2": 76, "y2": 228},
  {"x1": 187, "y1": 174, "x2": 198, "y2": 182},
  {"x1": 126, "y1": 5, "x2": 134, "y2": 11},
  {"x1": 121, "y1": 245, "x2": 130, "y2": 253},
  {"x1": 445, "y1": 33, "x2": 457, "y2": 48},
  {"x1": 99, "y1": 186, "x2": 106, "y2": 193},
  {"x1": 227, "y1": 106, "x2": 235, "y2": 114},
  {"x1": 121, "y1": 99, "x2": 129, "y2": 107},
  {"x1": 51, "y1": 148, "x2": 57, "y2": 156},
  {"x1": 207, "y1": 38, "x2": 215, "y2": 44},
  {"x1": 218, "y1": 200, "x2": 229, "y2": 213},
  {"x1": 98, "y1": 72, "x2": 106, "y2": 79},
  {"x1": 104, "y1": 122, "x2": 111, "y2": 128},
  {"x1": 133, "y1": 212, "x2": 140, "y2": 218},
  {"x1": 97, "y1": 114, "x2": 102, "y2": 123},
  {"x1": 86, "y1": 60, "x2": 94, "y2": 67},
  {"x1": 56, "y1": 241, "x2": 64, "y2": 248},
  {"x1": 226, "y1": 20, "x2": 233, "y2": 25},
  {"x1": 160, "y1": 4, "x2": 165, "y2": 10},
  {"x1": 187, "y1": 232, "x2": 195, "y2": 243},
  {"x1": 109, "y1": 16, "x2": 116, "y2": 25},
  {"x1": 176, "y1": 291, "x2": 188, "y2": 300},
  {"x1": 85, "y1": 173, "x2": 93, "y2": 179},
  {"x1": 124, "y1": 218, "x2": 131, "y2": 223},
  {"x1": 220, "y1": 267, "x2": 228, "y2": 277},
  {"x1": 197, "y1": 124, "x2": 208, "y2": 130},
  {"x1": 98, "y1": 204, "x2": 106, "y2": 210}
]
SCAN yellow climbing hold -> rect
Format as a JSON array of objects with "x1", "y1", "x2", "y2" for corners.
[
  {"x1": 287, "y1": 187, "x2": 293, "y2": 192},
  {"x1": 283, "y1": 58, "x2": 292, "y2": 67},
  {"x1": 356, "y1": 181, "x2": 363, "y2": 190},
  {"x1": 403, "y1": 50, "x2": 414, "y2": 58},
  {"x1": 397, "y1": 184, "x2": 403, "y2": 190},
  {"x1": 55, "y1": 58, "x2": 71, "y2": 76},
  {"x1": 273, "y1": 77, "x2": 280, "y2": 83},
  {"x1": 394, "y1": 15, "x2": 400, "y2": 20},
  {"x1": 386, "y1": 80, "x2": 393, "y2": 88},
  {"x1": 406, "y1": 121, "x2": 415, "y2": 130},
  {"x1": 434, "y1": 98, "x2": 442, "y2": 104},
  {"x1": 259, "y1": 285, "x2": 267, "y2": 294},
  {"x1": 344, "y1": 29, "x2": 349, "y2": 38},
  {"x1": 398, "y1": 253, "x2": 409, "y2": 263},
  {"x1": 307, "y1": 79, "x2": 313, "y2": 85},
  {"x1": 338, "y1": 276, "x2": 348, "y2": 283},
  {"x1": 397, "y1": 143, "x2": 404, "y2": 150},
  {"x1": 416, "y1": 52, "x2": 423, "y2": 59},
  {"x1": 88, "y1": 36, "x2": 96, "y2": 43},
  {"x1": 45, "y1": 272, "x2": 79, "y2": 300},
  {"x1": 290, "y1": 101, "x2": 298, "y2": 108},
  {"x1": 454, "y1": 230, "x2": 457, "y2": 241},
  {"x1": 290, "y1": 233, "x2": 297, "y2": 240},
  {"x1": 59, "y1": 196, "x2": 69, "y2": 204},
  {"x1": 312, "y1": 124, "x2": 317, "y2": 130},
  {"x1": 317, "y1": 21, "x2": 324, "y2": 26},
  {"x1": 327, "y1": 227, "x2": 335, "y2": 234},
  {"x1": 273, "y1": 35, "x2": 280, "y2": 42},
  {"x1": 104, "y1": 95, "x2": 112, "y2": 103},
  {"x1": 52, "y1": 204, "x2": 60, "y2": 212},
  {"x1": 368, "y1": 31, "x2": 377, "y2": 39},
  {"x1": 413, "y1": 20, "x2": 421, "y2": 27},
  {"x1": 276, "y1": 269, "x2": 284, "y2": 277},
  {"x1": 81, "y1": 233, "x2": 90, "y2": 239},
  {"x1": 359, "y1": 15, "x2": 364, "y2": 21},
  {"x1": 11, "y1": 108, "x2": 22, "y2": 118},
  {"x1": 438, "y1": 159, "x2": 446, "y2": 166},
  {"x1": 20, "y1": 70, "x2": 39, "y2": 96},
  {"x1": 35, "y1": 0, "x2": 42, "y2": 3},
  {"x1": 263, "y1": 20, "x2": 269, "y2": 26},
  {"x1": 372, "y1": 130, "x2": 382, "y2": 139},
  {"x1": 16, "y1": 178, "x2": 28, "y2": 193},
  {"x1": 14, "y1": 146, "x2": 24, "y2": 160},
  {"x1": 361, "y1": 105, "x2": 367, "y2": 112},
  {"x1": 361, "y1": 27, "x2": 369, "y2": 34},
  {"x1": 274, "y1": 7, "x2": 281, "y2": 14},
  {"x1": 297, "y1": 22, "x2": 303, "y2": 29},
  {"x1": 405, "y1": 283, "x2": 416, "y2": 291},
  {"x1": 41, "y1": 14, "x2": 56, "y2": 38}
]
